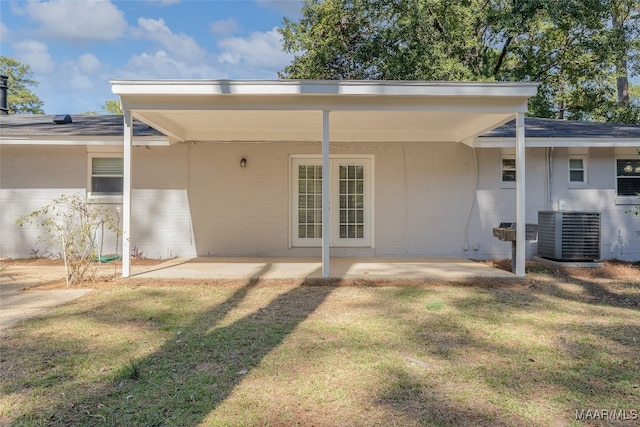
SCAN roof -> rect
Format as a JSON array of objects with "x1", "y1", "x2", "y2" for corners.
[
  {"x1": 0, "y1": 114, "x2": 163, "y2": 138},
  {"x1": 111, "y1": 79, "x2": 538, "y2": 144},
  {"x1": 474, "y1": 117, "x2": 640, "y2": 148},
  {"x1": 483, "y1": 117, "x2": 640, "y2": 138}
]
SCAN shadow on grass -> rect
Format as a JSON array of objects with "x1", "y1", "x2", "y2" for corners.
[
  {"x1": 10, "y1": 276, "x2": 335, "y2": 426},
  {"x1": 365, "y1": 279, "x2": 640, "y2": 426}
]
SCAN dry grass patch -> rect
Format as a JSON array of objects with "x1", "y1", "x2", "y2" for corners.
[{"x1": 1, "y1": 263, "x2": 639, "y2": 426}]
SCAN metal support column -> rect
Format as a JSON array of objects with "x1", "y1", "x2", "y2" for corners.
[
  {"x1": 122, "y1": 111, "x2": 133, "y2": 278},
  {"x1": 515, "y1": 112, "x2": 526, "y2": 277},
  {"x1": 322, "y1": 111, "x2": 331, "y2": 278}
]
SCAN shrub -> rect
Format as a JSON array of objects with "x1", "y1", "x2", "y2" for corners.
[{"x1": 17, "y1": 194, "x2": 121, "y2": 286}]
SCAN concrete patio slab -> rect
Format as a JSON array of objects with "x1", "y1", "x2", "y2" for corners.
[{"x1": 132, "y1": 257, "x2": 515, "y2": 281}]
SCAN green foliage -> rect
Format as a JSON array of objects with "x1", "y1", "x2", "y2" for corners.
[
  {"x1": 0, "y1": 56, "x2": 45, "y2": 114},
  {"x1": 279, "y1": 0, "x2": 640, "y2": 123},
  {"x1": 16, "y1": 194, "x2": 121, "y2": 286},
  {"x1": 101, "y1": 99, "x2": 123, "y2": 115}
]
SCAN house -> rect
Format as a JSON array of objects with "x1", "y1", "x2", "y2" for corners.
[{"x1": 1, "y1": 79, "x2": 639, "y2": 278}]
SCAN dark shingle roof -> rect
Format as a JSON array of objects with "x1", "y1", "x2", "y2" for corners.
[
  {"x1": 2, "y1": 114, "x2": 639, "y2": 141},
  {"x1": 0, "y1": 114, "x2": 163, "y2": 138},
  {"x1": 482, "y1": 117, "x2": 640, "y2": 138}
]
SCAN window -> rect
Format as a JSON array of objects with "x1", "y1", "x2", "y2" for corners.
[
  {"x1": 616, "y1": 159, "x2": 640, "y2": 197},
  {"x1": 89, "y1": 155, "x2": 123, "y2": 198},
  {"x1": 291, "y1": 156, "x2": 373, "y2": 247},
  {"x1": 297, "y1": 163, "x2": 323, "y2": 240},
  {"x1": 501, "y1": 157, "x2": 516, "y2": 183},
  {"x1": 569, "y1": 157, "x2": 586, "y2": 184}
]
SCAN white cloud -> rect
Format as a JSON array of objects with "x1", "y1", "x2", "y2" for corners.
[
  {"x1": 118, "y1": 50, "x2": 227, "y2": 80},
  {"x1": 12, "y1": 40, "x2": 55, "y2": 74},
  {"x1": 76, "y1": 53, "x2": 101, "y2": 75},
  {"x1": 24, "y1": 0, "x2": 127, "y2": 42},
  {"x1": 218, "y1": 28, "x2": 292, "y2": 72},
  {"x1": 210, "y1": 18, "x2": 240, "y2": 36},
  {"x1": 131, "y1": 17, "x2": 207, "y2": 62}
]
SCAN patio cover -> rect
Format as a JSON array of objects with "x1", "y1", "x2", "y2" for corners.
[{"x1": 111, "y1": 79, "x2": 539, "y2": 278}]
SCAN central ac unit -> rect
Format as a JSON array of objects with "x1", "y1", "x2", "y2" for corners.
[{"x1": 537, "y1": 211, "x2": 601, "y2": 261}]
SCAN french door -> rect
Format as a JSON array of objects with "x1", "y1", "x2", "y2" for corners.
[{"x1": 291, "y1": 156, "x2": 373, "y2": 247}]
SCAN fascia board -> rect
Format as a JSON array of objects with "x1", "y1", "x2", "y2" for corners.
[
  {"x1": 473, "y1": 137, "x2": 640, "y2": 148},
  {"x1": 111, "y1": 79, "x2": 539, "y2": 98},
  {"x1": 0, "y1": 136, "x2": 169, "y2": 146}
]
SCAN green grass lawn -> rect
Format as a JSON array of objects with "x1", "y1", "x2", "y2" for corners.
[{"x1": 1, "y1": 272, "x2": 639, "y2": 426}]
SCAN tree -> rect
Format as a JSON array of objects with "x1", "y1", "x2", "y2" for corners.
[
  {"x1": 279, "y1": 0, "x2": 640, "y2": 123},
  {"x1": 102, "y1": 99, "x2": 123, "y2": 115},
  {"x1": 0, "y1": 56, "x2": 44, "y2": 114}
]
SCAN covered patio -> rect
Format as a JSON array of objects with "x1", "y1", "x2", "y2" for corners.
[
  {"x1": 111, "y1": 80, "x2": 539, "y2": 278},
  {"x1": 131, "y1": 257, "x2": 514, "y2": 281}
]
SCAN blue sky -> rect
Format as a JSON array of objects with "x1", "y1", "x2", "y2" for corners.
[{"x1": 0, "y1": 0, "x2": 303, "y2": 114}]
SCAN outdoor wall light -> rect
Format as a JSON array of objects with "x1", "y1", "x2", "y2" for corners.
[{"x1": 240, "y1": 158, "x2": 247, "y2": 168}]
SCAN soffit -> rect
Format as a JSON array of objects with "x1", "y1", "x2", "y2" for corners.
[{"x1": 112, "y1": 80, "x2": 538, "y2": 144}]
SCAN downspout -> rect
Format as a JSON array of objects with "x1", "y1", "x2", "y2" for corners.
[{"x1": 0, "y1": 75, "x2": 9, "y2": 115}]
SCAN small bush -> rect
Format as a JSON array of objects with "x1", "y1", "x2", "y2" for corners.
[{"x1": 17, "y1": 194, "x2": 121, "y2": 286}]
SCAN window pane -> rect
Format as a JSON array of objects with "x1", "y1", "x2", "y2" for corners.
[
  {"x1": 570, "y1": 170, "x2": 584, "y2": 182},
  {"x1": 569, "y1": 159, "x2": 583, "y2": 169},
  {"x1": 92, "y1": 177, "x2": 123, "y2": 195},
  {"x1": 502, "y1": 159, "x2": 516, "y2": 170},
  {"x1": 92, "y1": 157, "x2": 123, "y2": 175},
  {"x1": 502, "y1": 170, "x2": 516, "y2": 182},
  {"x1": 298, "y1": 225, "x2": 306, "y2": 238},
  {"x1": 618, "y1": 178, "x2": 640, "y2": 196},
  {"x1": 617, "y1": 159, "x2": 640, "y2": 176}
]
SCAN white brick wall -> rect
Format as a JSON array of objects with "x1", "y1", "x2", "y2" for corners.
[{"x1": 2, "y1": 141, "x2": 639, "y2": 261}]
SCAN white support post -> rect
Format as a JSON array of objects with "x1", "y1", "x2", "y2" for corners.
[
  {"x1": 122, "y1": 111, "x2": 133, "y2": 278},
  {"x1": 515, "y1": 112, "x2": 526, "y2": 277},
  {"x1": 322, "y1": 111, "x2": 331, "y2": 278}
]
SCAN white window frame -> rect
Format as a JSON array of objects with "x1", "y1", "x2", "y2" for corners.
[
  {"x1": 290, "y1": 155, "x2": 374, "y2": 248},
  {"x1": 568, "y1": 155, "x2": 587, "y2": 187},
  {"x1": 87, "y1": 153, "x2": 124, "y2": 202},
  {"x1": 615, "y1": 156, "x2": 640, "y2": 205},
  {"x1": 501, "y1": 155, "x2": 516, "y2": 188}
]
